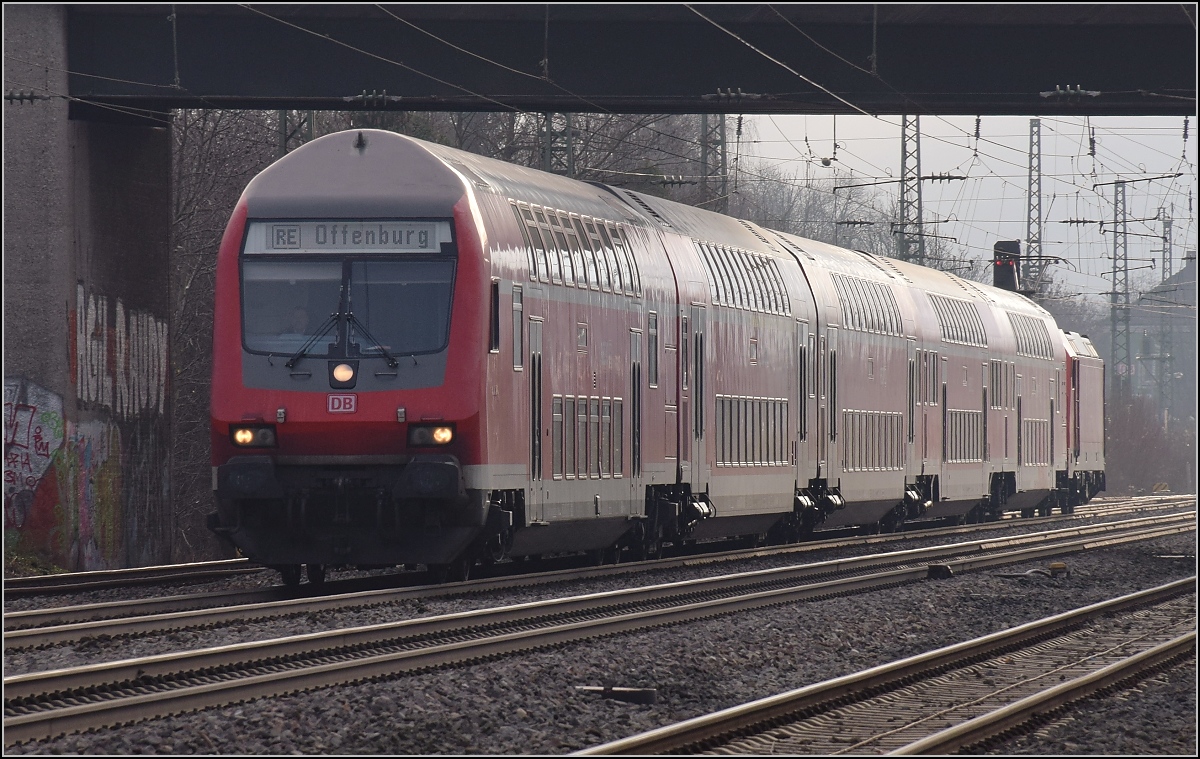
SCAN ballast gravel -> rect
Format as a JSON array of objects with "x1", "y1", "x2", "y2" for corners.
[{"x1": 6, "y1": 530, "x2": 1195, "y2": 755}]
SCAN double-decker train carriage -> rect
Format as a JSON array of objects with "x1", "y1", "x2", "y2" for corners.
[{"x1": 208, "y1": 129, "x2": 1105, "y2": 584}]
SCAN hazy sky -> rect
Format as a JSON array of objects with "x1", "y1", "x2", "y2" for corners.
[{"x1": 741, "y1": 114, "x2": 1197, "y2": 302}]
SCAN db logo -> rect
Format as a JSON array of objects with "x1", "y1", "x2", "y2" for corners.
[{"x1": 327, "y1": 394, "x2": 357, "y2": 413}]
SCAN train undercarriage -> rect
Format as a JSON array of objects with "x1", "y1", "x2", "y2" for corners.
[{"x1": 211, "y1": 460, "x2": 1105, "y2": 586}]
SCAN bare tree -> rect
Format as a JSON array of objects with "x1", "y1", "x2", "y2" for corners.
[{"x1": 170, "y1": 109, "x2": 277, "y2": 561}]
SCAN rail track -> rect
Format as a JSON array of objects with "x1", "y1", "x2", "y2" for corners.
[
  {"x1": 5, "y1": 494, "x2": 1192, "y2": 638},
  {"x1": 575, "y1": 579, "x2": 1195, "y2": 755},
  {"x1": 4, "y1": 510, "x2": 1194, "y2": 650},
  {"x1": 5, "y1": 510, "x2": 1194, "y2": 650},
  {"x1": 4, "y1": 494, "x2": 1187, "y2": 602},
  {"x1": 4, "y1": 514, "x2": 1193, "y2": 746}
]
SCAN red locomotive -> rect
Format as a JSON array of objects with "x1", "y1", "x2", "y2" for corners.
[{"x1": 208, "y1": 129, "x2": 1105, "y2": 585}]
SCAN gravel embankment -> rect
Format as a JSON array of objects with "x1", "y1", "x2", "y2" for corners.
[
  {"x1": 4, "y1": 506, "x2": 1194, "y2": 675},
  {"x1": 6, "y1": 531, "x2": 1194, "y2": 755}
]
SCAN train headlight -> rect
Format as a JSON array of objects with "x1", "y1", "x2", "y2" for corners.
[
  {"x1": 332, "y1": 363, "x2": 355, "y2": 382},
  {"x1": 408, "y1": 424, "x2": 454, "y2": 447},
  {"x1": 230, "y1": 425, "x2": 277, "y2": 447}
]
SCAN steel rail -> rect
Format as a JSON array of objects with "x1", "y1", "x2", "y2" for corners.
[
  {"x1": 574, "y1": 577, "x2": 1197, "y2": 755},
  {"x1": 4, "y1": 527, "x2": 1193, "y2": 745},
  {"x1": 5, "y1": 513, "x2": 1194, "y2": 649},
  {"x1": 3, "y1": 560, "x2": 263, "y2": 597},
  {"x1": 889, "y1": 631, "x2": 1197, "y2": 755},
  {"x1": 3, "y1": 495, "x2": 1188, "y2": 602}
]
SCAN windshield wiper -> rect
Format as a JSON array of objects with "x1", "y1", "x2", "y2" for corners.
[
  {"x1": 285, "y1": 313, "x2": 339, "y2": 369},
  {"x1": 347, "y1": 311, "x2": 399, "y2": 368}
]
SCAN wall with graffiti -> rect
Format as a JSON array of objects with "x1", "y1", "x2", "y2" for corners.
[{"x1": 4, "y1": 285, "x2": 172, "y2": 570}]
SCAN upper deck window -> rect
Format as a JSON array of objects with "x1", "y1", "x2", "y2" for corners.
[{"x1": 831, "y1": 274, "x2": 902, "y2": 335}]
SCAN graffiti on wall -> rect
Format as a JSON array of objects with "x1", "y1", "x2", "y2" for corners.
[
  {"x1": 74, "y1": 283, "x2": 169, "y2": 418},
  {"x1": 4, "y1": 378, "x2": 66, "y2": 531},
  {"x1": 5, "y1": 286, "x2": 172, "y2": 571}
]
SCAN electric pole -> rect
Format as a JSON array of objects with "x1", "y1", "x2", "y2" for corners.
[
  {"x1": 1023, "y1": 118, "x2": 1046, "y2": 294},
  {"x1": 700, "y1": 113, "x2": 728, "y2": 213},
  {"x1": 1156, "y1": 208, "x2": 1174, "y2": 421},
  {"x1": 897, "y1": 115, "x2": 925, "y2": 265},
  {"x1": 541, "y1": 113, "x2": 574, "y2": 177},
  {"x1": 1110, "y1": 180, "x2": 1131, "y2": 402}
]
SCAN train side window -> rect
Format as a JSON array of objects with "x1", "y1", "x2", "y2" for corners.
[
  {"x1": 601, "y1": 399, "x2": 612, "y2": 477},
  {"x1": 713, "y1": 247, "x2": 735, "y2": 308},
  {"x1": 533, "y1": 209, "x2": 563, "y2": 284},
  {"x1": 750, "y1": 255, "x2": 770, "y2": 313},
  {"x1": 864, "y1": 279, "x2": 880, "y2": 332},
  {"x1": 737, "y1": 251, "x2": 759, "y2": 311},
  {"x1": 512, "y1": 286, "x2": 523, "y2": 370},
  {"x1": 614, "y1": 398, "x2": 623, "y2": 477},
  {"x1": 577, "y1": 397, "x2": 588, "y2": 478},
  {"x1": 773, "y1": 261, "x2": 791, "y2": 314},
  {"x1": 579, "y1": 230, "x2": 600, "y2": 290},
  {"x1": 549, "y1": 229, "x2": 569, "y2": 286},
  {"x1": 727, "y1": 247, "x2": 745, "y2": 309},
  {"x1": 610, "y1": 224, "x2": 640, "y2": 295},
  {"x1": 721, "y1": 398, "x2": 729, "y2": 465},
  {"x1": 529, "y1": 209, "x2": 555, "y2": 283},
  {"x1": 768, "y1": 261, "x2": 784, "y2": 314},
  {"x1": 697, "y1": 244, "x2": 718, "y2": 305},
  {"x1": 737, "y1": 398, "x2": 745, "y2": 465},
  {"x1": 857, "y1": 278, "x2": 874, "y2": 332},
  {"x1": 919, "y1": 352, "x2": 927, "y2": 405},
  {"x1": 584, "y1": 224, "x2": 611, "y2": 292},
  {"x1": 520, "y1": 208, "x2": 546, "y2": 282},
  {"x1": 830, "y1": 349, "x2": 838, "y2": 440},
  {"x1": 723, "y1": 249, "x2": 742, "y2": 309},
  {"x1": 648, "y1": 312, "x2": 659, "y2": 388},
  {"x1": 754, "y1": 254, "x2": 773, "y2": 313},
  {"x1": 564, "y1": 397, "x2": 576, "y2": 478},
  {"x1": 489, "y1": 281, "x2": 500, "y2": 352},
  {"x1": 552, "y1": 397, "x2": 563, "y2": 478},
  {"x1": 556, "y1": 217, "x2": 578, "y2": 286},
  {"x1": 595, "y1": 223, "x2": 624, "y2": 295},
  {"x1": 573, "y1": 220, "x2": 597, "y2": 291},
  {"x1": 513, "y1": 204, "x2": 539, "y2": 281},
  {"x1": 589, "y1": 397, "x2": 601, "y2": 478},
  {"x1": 908, "y1": 356, "x2": 916, "y2": 440},
  {"x1": 738, "y1": 250, "x2": 754, "y2": 310},
  {"x1": 808, "y1": 334, "x2": 817, "y2": 399}
]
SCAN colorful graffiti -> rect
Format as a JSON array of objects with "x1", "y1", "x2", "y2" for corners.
[
  {"x1": 5, "y1": 286, "x2": 173, "y2": 572},
  {"x1": 4, "y1": 378, "x2": 66, "y2": 531}
]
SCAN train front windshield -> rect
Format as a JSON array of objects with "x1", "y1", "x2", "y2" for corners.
[{"x1": 240, "y1": 220, "x2": 456, "y2": 358}]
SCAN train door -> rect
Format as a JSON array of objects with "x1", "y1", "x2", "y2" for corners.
[
  {"x1": 826, "y1": 327, "x2": 838, "y2": 480},
  {"x1": 939, "y1": 355, "x2": 948, "y2": 474},
  {"x1": 817, "y1": 331, "x2": 827, "y2": 475},
  {"x1": 529, "y1": 317, "x2": 544, "y2": 522},
  {"x1": 629, "y1": 329, "x2": 643, "y2": 503},
  {"x1": 1071, "y1": 359, "x2": 1081, "y2": 462},
  {"x1": 796, "y1": 321, "x2": 812, "y2": 475},
  {"x1": 907, "y1": 340, "x2": 916, "y2": 469},
  {"x1": 679, "y1": 312, "x2": 690, "y2": 484},
  {"x1": 1016, "y1": 373, "x2": 1023, "y2": 467},
  {"x1": 688, "y1": 305, "x2": 708, "y2": 490}
]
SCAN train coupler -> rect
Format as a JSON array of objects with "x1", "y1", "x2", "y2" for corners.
[{"x1": 903, "y1": 485, "x2": 932, "y2": 517}]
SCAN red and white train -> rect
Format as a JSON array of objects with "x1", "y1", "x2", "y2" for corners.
[{"x1": 208, "y1": 129, "x2": 1105, "y2": 584}]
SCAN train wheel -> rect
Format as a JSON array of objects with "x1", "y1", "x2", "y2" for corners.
[
  {"x1": 643, "y1": 539, "x2": 661, "y2": 561},
  {"x1": 431, "y1": 555, "x2": 472, "y2": 583},
  {"x1": 306, "y1": 564, "x2": 326, "y2": 585},
  {"x1": 278, "y1": 564, "x2": 302, "y2": 587}
]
